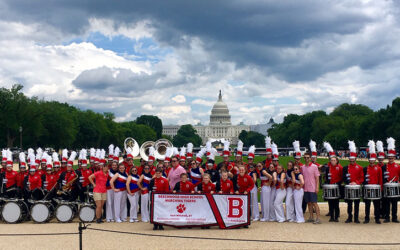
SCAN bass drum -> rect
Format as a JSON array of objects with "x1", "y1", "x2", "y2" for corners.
[
  {"x1": 30, "y1": 201, "x2": 55, "y2": 223},
  {"x1": 55, "y1": 202, "x2": 77, "y2": 223},
  {"x1": 1, "y1": 200, "x2": 29, "y2": 223},
  {"x1": 79, "y1": 203, "x2": 96, "y2": 222}
]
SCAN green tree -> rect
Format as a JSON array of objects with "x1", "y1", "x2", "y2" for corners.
[
  {"x1": 172, "y1": 124, "x2": 202, "y2": 147},
  {"x1": 136, "y1": 115, "x2": 163, "y2": 138}
]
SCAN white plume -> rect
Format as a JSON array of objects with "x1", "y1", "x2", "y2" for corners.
[
  {"x1": 348, "y1": 140, "x2": 356, "y2": 153},
  {"x1": 387, "y1": 137, "x2": 396, "y2": 150},
  {"x1": 376, "y1": 140, "x2": 384, "y2": 153},
  {"x1": 265, "y1": 136, "x2": 272, "y2": 148},
  {"x1": 293, "y1": 140, "x2": 300, "y2": 152},
  {"x1": 368, "y1": 140, "x2": 376, "y2": 154},
  {"x1": 272, "y1": 143, "x2": 279, "y2": 155},
  {"x1": 323, "y1": 142, "x2": 334, "y2": 153},
  {"x1": 108, "y1": 144, "x2": 114, "y2": 156},
  {"x1": 309, "y1": 140, "x2": 317, "y2": 152},
  {"x1": 187, "y1": 143, "x2": 193, "y2": 153},
  {"x1": 223, "y1": 140, "x2": 230, "y2": 151},
  {"x1": 237, "y1": 140, "x2": 243, "y2": 151}
]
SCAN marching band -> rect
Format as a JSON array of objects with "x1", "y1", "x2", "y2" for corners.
[{"x1": 0, "y1": 136, "x2": 400, "y2": 228}]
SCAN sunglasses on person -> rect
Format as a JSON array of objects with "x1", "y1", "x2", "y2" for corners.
[
  {"x1": 304, "y1": 157, "x2": 310, "y2": 159},
  {"x1": 171, "y1": 160, "x2": 178, "y2": 162},
  {"x1": 132, "y1": 169, "x2": 137, "y2": 171},
  {"x1": 294, "y1": 168, "x2": 299, "y2": 171},
  {"x1": 191, "y1": 162, "x2": 196, "y2": 165},
  {"x1": 144, "y1": 167, "x2": 150, "y2": 170}
]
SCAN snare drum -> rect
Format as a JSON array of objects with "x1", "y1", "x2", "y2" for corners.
[
  {"x1": 344, "y1": 185, "x2": 362, "y2": 200},
  {"x1": 383, "y1": 183, "x2": 400, "y2": 198},
  {"x1": 78, "y1": 203, "x2": 95, "y2": 222},
  {"x1": 323, "y1": 184, "x2": 340, "y2": 199},
  {"x1": 1, "y1": 199, "x2": 29, "y2": 223},
  {"x1": 363, "y1": 184, "x2": 381, "y2": 200},
  {"x1": 30, "y1": 200, "x2": 55, "y2": 223},
  {"x1": 55, "y1": 201, "x2": 78, "y2": 223}
]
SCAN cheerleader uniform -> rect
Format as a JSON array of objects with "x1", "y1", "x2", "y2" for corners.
[
  {"x1": 293, "y1": 172, "x2": 305, "y2": 223},
  {"x1": 128, "y1": 173, "x2": 140, "y2": 222},
  {"x1": 285, "y1": 168, "x2": 295, "y2": 222},
  {"x1": 114, "y1": 171, "x2": 128, "y2": 222},
  {"x1": 140, "y1": 172, "x2": 152, "y2": 222},
  {"x1": 268, "y1": 170, "x2": 277, "y2": 222},
  {"x1": 190, "y1": 167, "x2": 202, "y2": 188},
  {"x1": 260, "y1": 170, "x2": 271, "y2": 222},
  {"x1": 249, "y1": 170, "x2": 260, "y2": 221},
  {"x1": 106, "y1": 169, "x2": 117, "y2": 222},
  {"x1": 274, "y1": 172, "x2": 287, "y2": 223}
]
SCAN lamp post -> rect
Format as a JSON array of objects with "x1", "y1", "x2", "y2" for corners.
[{"x1": 19, "y1": 126, "x2": 23, "y2": 150}]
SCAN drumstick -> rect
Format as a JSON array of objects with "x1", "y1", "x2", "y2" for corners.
[{"x1": 389, "y1": 176, "x2": 396, "y2": 183}]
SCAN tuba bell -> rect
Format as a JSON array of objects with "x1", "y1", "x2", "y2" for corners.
[
  {"x1": 124, "y1": 137, "x2": 140, "y2": 157},
  {"x1": 139, "y1": 141, "x2": 155, "y2": 161},
  {"x1": 154, "y1": 139, "x2": 173, "y2": 160}
]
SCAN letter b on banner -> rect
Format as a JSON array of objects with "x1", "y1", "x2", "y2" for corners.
[{"x1": 227, "y1": 197, "x2": 244, "y2": 218}]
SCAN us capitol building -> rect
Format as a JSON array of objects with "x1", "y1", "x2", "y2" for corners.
[{"x1": 162, "y1": 91, "x2": 275, "y2": 144}]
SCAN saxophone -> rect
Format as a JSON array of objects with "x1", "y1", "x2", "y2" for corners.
[{"x1": 57, "y1": 171, "x2": 78, "y2": 195}]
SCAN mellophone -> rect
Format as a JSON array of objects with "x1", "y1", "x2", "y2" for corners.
[
  {"x1": 0, "y1": 191, "x2": 96, "y2": 224},
  {"x1": 323, "y1": 183, "x2": 400, "y2": 200}
]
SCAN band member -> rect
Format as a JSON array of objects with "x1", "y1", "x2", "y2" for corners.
[
  {"x1": 76, "y1": 153, "x2": 92, "y2": 202},
  {"x1": 179, "y1": 147, "x2": 187, "y2": 169},
  {"x1": 57, "y1": 151, "x2": 78, "y2": 201},
  {"x1": 246, "y1": 145, "x2": 256, "y2": 172},
  {"x1": 248, "y1": 164, "x2": 259, "y2": 221},
  {"x1": 233, "y1": 140, "x2": 244, "y2": 168},
  {"x1": 52, "y1": 152, "x2": 62, "y2": 180},
  {"x1": 16, "y1": 153, "x2": 28, "y2": 190},
  {"x1": 376, "y1": 140, "x2": 386, "y2": 218},
  {"x1": 138, "y1": 165, "x2": 152, "y2": 222},
  {"x1": 216, "y1": 170, "x2": 234, "y2": 194},
  {"x1": 257, "y1": 163, "x2": 272, "y2": 222},
  {"x1": 363, "y1": 141, "x2": 382, "y2": 224},
  {"x1": 42, "y1": 162, "x2": 57, "y2": 192},
  {"x1": 106, "y1": 161, "x2": 118, "y2": 222},
  {"x1": 149, "y1": 167, "x2": 170, "y2": 230},
  {"x1": 205, "y1": 158, "x2": 219, "y2": 183},
  {"x1": 173, "y1": 173, "x2": 195, "y2": 193},
  {"x1": 301, "y1": 150, "x2": 321, "y2": 224},
  {"x1": 61, "y1": 149, "x2": 69, "y2": 172},
  {"x1": 382, "y1": 137, "x2": 400, "y2": 223},
  {"x1": 23, "y1": 166, "x2": 43, "y2": 200},
  {"x1": 233, "y1": 165, "x2": 254, "y2": 194},
  {"x1": 324, "y1": 152, "x2": 343, "y2": 222},
  {"x1": 285, "y1": 161, "x2": 295, "y2": 222},
  {"x1": 1, "y1": 149, "x2": 7, "y2": 173},
  {"x1": 217, "y1": 141, "x2": 233, "y2": 171},
  {"x1": 108, "y1": 144, "x2": 114, "y2": 166},
  {"x1": 1, "y1": 151, "x2": 18, "y2": 198},
  {"x1": 126, "y1": 167, "x2": 140, "y2": 223},
  {"x1": 264, "y1": 136, "x2": 273, "y2": 168},
  {"x1": 292, "y1": 165, "x2": 305, "y2": 223},
  {"x1": 110, "y1": 163, "x2": 128, "y2": 223},
  {"x1": 197, "y1": 173, "x2": 215, "y2": 194},
  {"x1": 268, "y1": 163, "x2": 277, "y2": 222},
  {"x1": 89, "y1": 163, "x2": 109, "y2": 224},
  {"x1": 343, "y1": 141, "x2": 363, "y2": 223},
  {"x1": 273, "y1": 164, "x2": 286, "y2": 223}
]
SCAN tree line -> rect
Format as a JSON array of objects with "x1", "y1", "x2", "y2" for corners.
[{"x1": 267, "y1": 98, "x2": 400, "y2": 150}]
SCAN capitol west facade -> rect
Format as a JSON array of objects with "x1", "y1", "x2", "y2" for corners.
[{"x1": 163, "y1": 91, "x2": 274, "y2": 144}]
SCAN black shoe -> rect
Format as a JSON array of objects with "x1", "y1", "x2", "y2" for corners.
[
  {"x1": 354, "y1": 219, "x2": 360, "y2": 224},
  {"x1": 384, "y1": 219, "x2": 390, "y2": 223},
  {"x1": 345, "y1": 218, "x2": 352, "y2": 223},
  {"x1": 329, "y1": 218, "x2": 334, "y2": 222},
  {"x1": 375, "y1": 220, "x2": 381, "y2": 224},
  {"x1": 363, "y1": 220, "x2": 369, "y2": 224},
  {"x1": 334, "y1": 218, "x2": 339, "y2": 222},
  {"x1": 392, "y1": 219, "x2": 400, "y2": 223},
  {"x1": 153, "y1": 225, "x2": 158, "y2": 230},
  {"x1": 325, "y1": 212, "x2": 330, "y2": 217},
  {"x1": 159, "y1": 225, "x2": 164, "y2": 230},
  {"x1": 96, "y1": 219, "x2": 102, "y2": 224},
  {"x1": 243, "y1": 225, "x2": 249, "y2": 228}
]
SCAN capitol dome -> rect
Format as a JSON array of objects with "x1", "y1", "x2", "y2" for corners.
[{"x1": 210, "y1": 90, "x2": 231, "y2": 125}]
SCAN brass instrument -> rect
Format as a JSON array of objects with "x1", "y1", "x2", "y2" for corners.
[
  {"x1": 138, "y1": 139, "x2": 173, "y2": 161},
  {"x1": 124, "y1": 137, "x2": 140, "y2": 157},
  {"x1": 57, "y1": 172, "x2": 78, "y2": 196}
]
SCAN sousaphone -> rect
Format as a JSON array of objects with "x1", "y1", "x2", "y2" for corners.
[
  {"x1": 139, "y1": 141, "x2": 155, "y2": 161},
  {"x1": 124, "y1": 137, "x2": 140, "y2": 157},
  {"x1": 154, "y1": 139, "x2": 173, "y2": 160}
]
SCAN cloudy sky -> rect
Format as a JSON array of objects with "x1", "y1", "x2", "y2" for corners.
[{"x1": 1, "y1": 0, "x2": 400, "y2": 125}]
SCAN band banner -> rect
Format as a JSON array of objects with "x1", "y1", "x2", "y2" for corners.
[{"x1": 150, "y1": 192, "x2": 250, "y2": 229}]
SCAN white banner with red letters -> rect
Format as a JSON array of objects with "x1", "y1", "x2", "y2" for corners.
[{"x1": 150, "y1": 192, "x2": 250, "y2": 229}]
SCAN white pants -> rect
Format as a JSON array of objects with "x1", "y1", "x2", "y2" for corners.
[
  {"x1": 127, "y1": 192, "x2": 140, "y2": 220},
  {"x1": 293, "y1": 188, "x2": 305, "y2": 223},
  {"x1": 269, "y1": 187, "x2": 276, "y2": 221},
  {"x1": 286, "y1": 187, "x2": 295, "y2": 222},
  {"x1": 121, "y1": 191, "x2": 127, "y2": 220},
  {"x1": 106, "y1": 189, "x2": 115, "y2": 221},
  {"x1": 250, "y1": 186, "x2": 260, "y2": 220},
  {"x1": 260, "y1": 185, "x2": 271, "y2": 220},
  {"x1": 274, "y1": 188, "x2": 286, "y2": 222},
  {"x1": 114, "y1": 190, "x2": 127, "y2": 221},
  {"x1": 141, "y1": 193, "x2": 150, "y2": 222}
]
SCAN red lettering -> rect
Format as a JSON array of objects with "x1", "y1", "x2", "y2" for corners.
[{"x1": 227, "y1": 197, "x2": 243, "y2": 218}]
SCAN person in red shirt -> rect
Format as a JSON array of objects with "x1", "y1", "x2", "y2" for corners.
[
  {"x1": 216, "y1": 170, "x2": 234, "y2": 194},
  {"x1": 382, "y1": 150, "x2": 400, "y2": 223},
  {"x1": 2, "y1": 162, "x2": 18, "y2": 198},
  {"x1": 23, "y1": 166, "x2": 43, "y2": 200},
  {"x1": 149, "y1": 168, "x2": 170, "y2": 230},
  {"x1": 363, "y1": 152, "x2": 382, "y2": 224},
  {"x1": 233, "y1": 165, "x2": 254, "y2": 194},
  {"x1": 173, "y1": 173, "x2": 195, "y2": 193},
  {"x1": 324, "y1": 155, "x2": 343, "y2": 222},
  {"x1": 89, "y1": 164, "x2": 109, "y2": 223},
  {"x1": 16, "y1": 163, "x2": 28, "y2": 192},
  {"x1": 58, "y1": 163, "x2": 78, "y2": 201},
  {"x1": 197, "y1": 173, "x2": 215, "y2": 194},
  {"x1": 343, "y1": 155, "x2": 364, "y2": 223},
  {"x1": 76, "y1": 159, "x2": 93, "y2": 202},
  {"x1": 42, "y1": 165, "x2": 58, "y2": 192}
]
